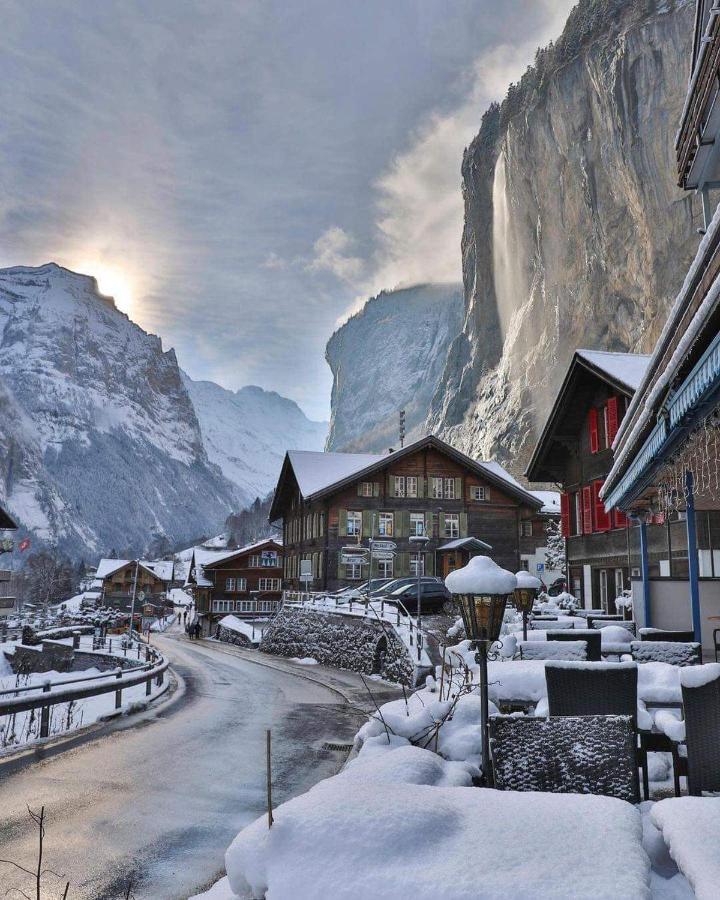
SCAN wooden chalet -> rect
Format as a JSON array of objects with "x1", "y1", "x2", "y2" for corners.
[
  {"x1": 94, "y1": 558, "x2": 173, "y2": 612},
  {"x1": 0, "y1": 503, "x2": 17, "y2": 619},
  {"x1": 269, "y1": 435, "x2": 547, "y2": 592},
  {"x1": 602, "y1": 0, "x2": 720, "y2": 650},
  {"x1": 185, "y1": 538, "x2": 283, "y2": 635}
]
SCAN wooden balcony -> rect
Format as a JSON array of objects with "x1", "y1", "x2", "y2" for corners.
[{"x1": 0, "y1": 570, "x2": 11, "y2": 582}]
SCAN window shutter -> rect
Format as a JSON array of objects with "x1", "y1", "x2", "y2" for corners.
[
  {"x1": 425, "y1": 553, "x2": 434, "y2": 576},
  {"x1": 459, "y1": 511, "x2": 468, "y2": 537},
  {"x1": 593, "y1": 480, "x2": 611, "y2": 531},
  {"x1": 417, "y1": 476, "x2": 425, "y2": 498},
  {"x1": 425, "y1": 511, "x2": 433, "y2": 539},
  {"x1": 362, "y1": 510, "x2": 372, "y2": 537},
  {"x1": 338, "y1": 509, "x2": 347, "y2": 536},
  {"x1": 613, "y1": 508, "x2": 628, "y2": 529},
  {"x1": 388, "y1": 473, "x2": 395, "y2": 497},
  {"x1": 357, "y1": 483, "x2": 363, "y2": 496},
  {"x1": 606, "y1": 397, "x2": 619, "y2": 444},
  {"x1": 336, "y1": 552, "x2": 343, "y2": 579},
  {"x1": 454, "y1": 477, "x2": 462, "y2": 499},
  {"x1": 397, "y1": 510, "x2": 409, "y2": 538},
  {"x1": 588, "y1": 407, "x2": 599, "y2": 454},
  {"x1": 396, "y1": 552, "x2": 409, "y2": 577},
  {"x1": 582, "y1": 486, "x2": 593, "y2": 534},
  {"x1": 373, "y1": 482, "x2": 380, "y2": 497},
  {"x1": 560, "y1": 493, "x2": 570, "y2": 537}
]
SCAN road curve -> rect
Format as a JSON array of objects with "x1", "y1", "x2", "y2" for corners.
[{"x1": 0, "y1": 635, "x2": 375, "y2": 899}]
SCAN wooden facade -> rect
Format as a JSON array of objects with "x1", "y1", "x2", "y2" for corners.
[
  {"x1": 98, "y1": 560, "x2": 170, "y2": 612},
  {"x1": 187, "y1": 539, "x2": 283, "y2": 635},
  {"x1": 270, "y1": 436, "x2": 545, "y2": 592}
]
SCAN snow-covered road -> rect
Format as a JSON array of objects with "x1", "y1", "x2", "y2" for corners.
[{"x1": 0, "y1": 635, "x2": 393, "y2": 899}]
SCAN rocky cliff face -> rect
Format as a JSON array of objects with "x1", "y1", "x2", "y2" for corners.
[
  {"x1": 427, "y1": 0, "x2": 699, "y2": 475},
  {"x1": 326, "y1": 283, "x2": 463, "y2": 452}
]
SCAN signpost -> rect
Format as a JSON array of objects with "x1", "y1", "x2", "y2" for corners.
[
  {"x1": 299, "y1": 559, "x2": 313, "y2": 592},
  {"x1": 372, "y1": 540, "x2": 397, "y2": 552}
]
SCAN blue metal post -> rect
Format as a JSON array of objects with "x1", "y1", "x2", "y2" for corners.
[
  {"x1": 685, "y1": 470, "x2": 702, "y2": 643},
  {"x1": 639, "y1": 518, "x2": 651, "y2": 629}
]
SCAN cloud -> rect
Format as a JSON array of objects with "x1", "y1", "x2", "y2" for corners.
[
  {"x1": 261, "y1": 252, "x2": 287, "y2": 270},
  {"x1": 305, "y1": 226, "x2": 364, "y2": 284}
]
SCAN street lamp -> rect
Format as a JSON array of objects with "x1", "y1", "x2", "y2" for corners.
[
  {"x1": 409, "y1": 533, "x2": 430, "y2": 662},
  {"x1": 514, "y1": 570, "x2": 542, "y2": 642},
  {"x1": 445, "y1": 555, "x2": 517, "y2": 786}
]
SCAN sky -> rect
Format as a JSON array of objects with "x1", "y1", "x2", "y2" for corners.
[{"x1": 0, "y1": 0, "x2": 575, "y2": 421}]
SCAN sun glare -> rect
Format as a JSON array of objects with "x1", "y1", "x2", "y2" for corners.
[{"x1": 83, "y1": 262, "x2": 135, "y2": 317}]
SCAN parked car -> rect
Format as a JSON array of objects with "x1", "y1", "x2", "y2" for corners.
[
  {"x1": 385, "y1": 581, "x2": 452, "y2": 614},
  {"x1": 369, "y1": 576, "x2": 443, "y2": 598}
]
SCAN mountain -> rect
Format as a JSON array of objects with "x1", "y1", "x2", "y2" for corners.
[
  {"x1": 181, "y1": 375, "x2": 327, "y2": 502},
  {"x1": 0, "y1": 263, "x2": 322, "y2": 558},
  {"x1": 426, "y1": 0, "x2": 699, "y2": 475},
  {"x1": 325, "y1": 283, "x2": 463, "y2": 452}
]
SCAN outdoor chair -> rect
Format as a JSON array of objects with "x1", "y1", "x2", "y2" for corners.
[
  {"x1": 547, "y1": 629, "x2": 602, "y2": 661},
  {"x1": 489, "y1": 714, "x2": 639, "y2": 803},
  {"x1": 544, "y1": 661, "x2": 648, "y2": 797},
  {"x1": 714, "y1": 629, "x2": 720, "y2": 663},
  {"x1": 519, "y1": 640, "x2": 587, "y2": 661},
  {"x1": 586, "y1": 615, "x2": 623, "y2": 629},
  {"x1": 530, "y1": 615, "x2": 558, "y2": 625},
  {"x1": 680, "y1": 666, "x2": 720, "y2": 795},
  {"x1": 630, "y1": 641, "x2": 701, "y2": 667},
  {"x1": 639, "y1": 628, "x2": 695, "y2": 643}
]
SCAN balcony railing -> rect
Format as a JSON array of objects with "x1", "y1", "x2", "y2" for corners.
[{"x1": 0, "y1": 539, "x2": 13, "y2": 553}]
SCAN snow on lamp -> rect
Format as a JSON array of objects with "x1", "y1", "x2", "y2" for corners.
[
  {"x1": 445, "y1": 556, "x2": 517, "y2": 788},
  {"x1": 514, "y1": 570, "x2": 542, "y2": 642}
]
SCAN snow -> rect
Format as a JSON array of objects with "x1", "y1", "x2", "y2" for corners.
[
  {"x1": 515, "y1": 569, "x2": 542, "y2": 589},
  {"x1": 600, "y1": 624, "x2": 636, "y2": 645},
  {"x1": 287, "y1": 449, "x2": 387, "y2": 497},
  {"x1": 224, "y1": 783, "x2": 650, "y2": 900},
  {"x1": 654, "y1": 709, "x2": 686, "y2": 743},
  {"x1": 519, "y1": 640, "x2": 587, "y2": 660},
  {"x1": 679, "y1": 662, "x2": 720, "y2": 688},
  {"x1": 95, "y1": 558, "x2": 133, "y2": 580},
  {"x1": 651, "y1": 798, "x2": 720, "y2": 900},
  {"x1": 577, "y1": 349, "x2": 651, "y2": 390},
  {"x1": 217, "y1": 616, "x2": 263, "y2": 644},
  {"x1": 444, "y1": 555, "x2": 517, "y2": 595},
  {"x1": 529, "y1": 490, "x2": 561, "y2": 513},
  {"x1": 288, "y1": 657, "x2": 318, "y2": 665}
]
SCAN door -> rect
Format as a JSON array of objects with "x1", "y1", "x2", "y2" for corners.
[
  {"x1": 599, "y1": 569, "x2": 608, "y2": 612},
  {"x1": 614, "y1": 568, "x2": 625, "y2": 600}
]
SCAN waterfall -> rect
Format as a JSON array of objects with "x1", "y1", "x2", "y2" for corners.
[{"x1": 492, "y1": 150, "x2": 519, "y2": 338}]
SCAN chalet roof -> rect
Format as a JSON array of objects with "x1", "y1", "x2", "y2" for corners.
[
  {"x1": 199, "y1": 538, "x2": 282, "y2": 571},
  {"x1": 525, "y1": 350, "x2": 650, "y2": 482},
  {"x1": 270, "y1": 435, "x2": 542, "y2": 520},
  {"x1": 0, "y1": 505, "x2": 17, "y2": 530},
  {"x1": 437, "y1": 537, "x2": 493, "y2": 552},
  {"x1": 186, "y1": 538, "x2": 282, "y2": 587},
  {"x1": 530, "y1": 491, "x2": 561, "y2": 515},
  {"x1": 142, "y1": 559, "x2": 174, "y2": 582},
  {"x1": 95, "y1": 558, "x2": 173, "y2": 582}
]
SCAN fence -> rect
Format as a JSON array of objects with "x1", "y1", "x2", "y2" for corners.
[{"x1": 0, "y1": 641, "x2": 169, "y2": 739}]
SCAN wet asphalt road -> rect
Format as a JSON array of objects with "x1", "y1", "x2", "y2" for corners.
[{"x1": 0, "y1": 634, "x2": 392, "y2": 899}]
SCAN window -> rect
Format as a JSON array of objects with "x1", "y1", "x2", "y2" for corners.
[
  {"x1": 406, "y1": 476, "x2": 418, "y2": 498},
  {"x1": 259, "y1": 599, "x2": 274, "y2": 612},
  {"x1": 258, "y1": 577, "x2": 281, "y2": 591},
  {"x1": 470, "y1": 485, "x2": 486, "y2": 501},
  {"x1": 443, "y1": 477, "x2": 456, "y2": 499},
  {"x1": 346, "y1": 562, "x2": 363, "y2": 580},
  {"x1": 409, "y1": 555, "x2": 425, "y2": 577},
  {"x1": 602, "y1": 405, "x2": 610, "y2": 450},
  {"x1": 431, "y1": 477, "x2": 443, "y2": 499},
  {"x1": 520, "y1": 521, "x2": 532, "y2": 537},
  {"x1": 377, "y1": 558, "x2": 393, "y2": 578},
  {"x1": 410, "y1": 512, "x2": 425, "y2": 537},
  {"x1": 444, "y1": 513, "x2": 459, "y2": 538},
  {"x1": 394, "y1": 475, "x2": 405, "y2": 497},
  {"x1": 236, "y1": 578, "x2": 247, "y2": 592},
  {"x1": 378, "y1": 512, "x2": 394, "y2": 537},
  {"x1": 225, "y1": 577, "x2": 235, "y2": 592},
  {"x1": 359, "y1": 482, "x2": 374, "y2": 497},
  {"x1": 347, "y1": 511, "x2": 362, "y2": 537},
  {"x1": 239, "y1": 600, "x2": 257, "y2": 613},
  {"x1": 574, "y1": 493, "x2": 583, "y2": 536},
  {"x1": 249, "y1": 552, "x2": 279, "y2": 568}
]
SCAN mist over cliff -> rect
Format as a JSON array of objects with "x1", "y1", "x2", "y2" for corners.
[{"x1": 424, "y1": 0, "x2": 699, "y2": 474}]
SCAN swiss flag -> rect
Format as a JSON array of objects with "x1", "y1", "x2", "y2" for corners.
[{"x1": 19, "y1": 537, "x2": 31, "y2": 552}]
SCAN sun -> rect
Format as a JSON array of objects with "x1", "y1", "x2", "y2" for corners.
[{"x1": 83, "y1": 262, "x2": 135, "y2": 317}]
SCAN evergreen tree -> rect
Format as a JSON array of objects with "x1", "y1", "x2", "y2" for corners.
[{"x1": 544, "y1": 518, "x2": 566, "y2": 575}]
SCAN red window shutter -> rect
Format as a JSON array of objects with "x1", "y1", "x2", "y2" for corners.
[
  {"x1": 560, "y1": 493, "x2": 570, "y2": 537},
  {"x1": 613, "y1": 508, "x2": 627, "y2": 529},
  {"x1": 593, "y1": 480, "x2": 611, "y2": 531},
  {"x1": 588, "y1": 408, "x2": 599, "y2": 454},
  {"x1": 582, "y1": 486, "x2": 593, "y2": 534},
  {"x1": 607, "y1": 397, "x2": 619, "y2": 445}
]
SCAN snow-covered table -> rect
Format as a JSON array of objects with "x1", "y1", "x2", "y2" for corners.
[
  {"x1": 225, "y1": 783, "x2": 650, "y2": 899},
  {"x1": 651, "y1": 797, "x2": 720, "y2": 900}
]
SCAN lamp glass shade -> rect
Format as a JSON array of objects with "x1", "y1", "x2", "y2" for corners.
[
  {"x1": 456, "y1": 593, "x2": 509, "y2": 644},
  {"x1": 513, "y1": 586, "x2": 537, "y2": 615}
]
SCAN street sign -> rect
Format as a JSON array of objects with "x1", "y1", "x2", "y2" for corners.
[
  {"x1": 341, "y1": 553, "x2": 368, "y2": 564},
  {"x1": 137, "y1": 591, "x2": 145, "y2": 602},
  {"x1": 536, "y1": 563, "x2": 545, "y2": 572},
  {"x1": 300, "y1": 560, "x2": 313, "y2": 576},
  {"x1": 342, "y1": 546, "x2": 369, "y2": 554},
  {"x1": 371, "y1": 540, "x2": 397, "y2": 551},
  {"x1": 372, "y1": 551, "x2": 396, "y2": 562}
]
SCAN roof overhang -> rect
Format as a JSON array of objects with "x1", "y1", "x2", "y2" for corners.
[
  {"x1": 0, "y1": 506, "x2": 17, "y2": 530},
  {"x1": 437, "y1": 537, "x2": 493, "y2": 552}
]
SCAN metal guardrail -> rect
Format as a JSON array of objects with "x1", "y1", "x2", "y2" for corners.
[{"x1": 0, "y1": 642, "x2": 169, "y2": 739}]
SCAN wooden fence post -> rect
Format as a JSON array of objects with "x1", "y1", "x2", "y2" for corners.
[
  {"x1": 40, "y1": 682, "x2": 51, "y2": 738},
  {"x1": 115, "y1": 668, "x2": 123, "y2": 709},
  {"x1": 266, "y1": 729, "x2": 274, "y2": 828}
]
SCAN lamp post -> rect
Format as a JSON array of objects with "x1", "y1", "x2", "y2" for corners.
[
  {"x1": 514, "y1": 570, "x2": 542, "y2": 642},
  {"x1": 409, "y1": 533, "x2": 430, "y2": 662},
  {"x1": 445, "y1": 556, "x2": 517, "y2": 786}
]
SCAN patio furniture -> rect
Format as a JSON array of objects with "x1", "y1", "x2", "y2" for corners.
[
  {"x1": 519, "y1": 640, "x2": 587, "y2": 661},
  {"x1": 680, "y1": 665, "x2": 720, "y2": 795},
  {"x1": 587, "y1": 615, "x2": 623, "y2": 629},
  {"x1": 547, "y1": 629, "x2": 602, "y2": 661},
  {"x1": 652, "y1": 797, "x2": 720, "y2": 898},
  {"x1": 544, "y1": 660, "x2": 647, "y2": 797},
  {"x1": 714, "y1": 628, "x2": 720, "y2": 663},
  {"x1": 639, "y1": 628, "x2": 695, "y2": 643},
  {"x1": 530, "y1": 615, "x2": 558, "y2": 626},
  {"x1": 630, "y1": 641, "x2": 701, "y2": 667},
  {"x1": 489, "y1": 714, "x2": 640, "y2": 802}
]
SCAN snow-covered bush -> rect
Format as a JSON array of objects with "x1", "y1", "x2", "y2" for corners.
[{"x1": 554, "y1": 591, "x2": 578, "y2": 612}]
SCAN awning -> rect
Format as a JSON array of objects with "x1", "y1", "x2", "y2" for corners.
[{"x1": 437, "y1": 537, "x2": 492, "y2": 552}]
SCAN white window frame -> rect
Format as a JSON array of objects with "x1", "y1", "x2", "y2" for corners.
[
  {"x1": 574, "y1": 492, "x2": 583, "y2": 536},
  {"x1": 378, "y1": 512, "x2": 394, "y2": 537},
  {"x1": 377, "y1": 558, "x2": 393, "y2": 578},
  {"x1": 599, "y1": 569, "x2": 608, "y2": 611},
  {"x1": 225, "y1": 577, "x2": 235, "y2": 592},
  {"x1": 258, "y1": 577, "x2": 281, "y2": 592},
  {"x1": 444, "y1": 513, "x2": 459, "y2": 538},
  {"x1": 409, "y1": 555, "x2": 425, "y2": 577},
  {"x1": 470, "y1": 485, "x2": 486, "y2": 501},
  {"x1": 443, "y1": 477, "x2": 456, "y2": 499},
  {"x1": 603, "y1": 405, "x2": 610, "y2": 449},
  {"x1": 346, "y1": 562, "x2": 363, "y2": 580},
  {"x1": 520, "y1": 521, "x2": 532, "y2": 537},
  {"x1": 431, "y1": 477, "x2": 443, "y2": 499},
  {"x1": 347, "y1": 511, "x2": 362, "y2": 536},
  {"x1": 394, "y1": 475, "x2": 405, "y2": 497},
  {"x1": 239, "y1": 600, "x2": 257, "y2": 613},
  {"x1": 359, "y1": 482, "x2": 374, "y2": 497},
  {"x1": 410, "y1": 512, "x2": 425, "y2": 537},
  {"x1": 406, "y1": 476, "x2": 417, "y2": 498}
]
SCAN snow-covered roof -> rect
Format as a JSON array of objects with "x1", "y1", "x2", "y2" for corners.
[
  {"x1": 95, "y1": 558, "x2": 132, "y2": 580},
  {"x1": 530, "y1": 491, "x2": 561, "y2": 514},
  {"x1": 186, "y1": 539, "x2": 282, "y2": 587},
  {"x1": 437, "y1": 537, "x2": 493, "y2": 551},
  {"x1": 142, "y1": 559, "x2": 174, "y2": 582},
  {"x1": 288, "y1": 450, "x2": 386, "y2": 497},
  {"x1": 95, "y1": 557, "x2": 174, "y2": 583},
  {"x1": 576, "y1": 350, "x2": 651, "y2": 391}
]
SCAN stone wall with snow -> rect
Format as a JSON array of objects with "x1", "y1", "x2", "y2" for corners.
[{"x1": 260, "y1": 607, "x2": 414, "y2": 685}]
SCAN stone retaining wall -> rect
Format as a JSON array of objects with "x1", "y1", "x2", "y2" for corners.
[
  {"x1": 260, "y1": 607, "x2": 415, "y2": 686},
  {"x1": 6, "y1": 642, "x2": 140, "y2": 675},
  {"x1": 215, "y1": 624, "x2": 252, "y2": 647}
]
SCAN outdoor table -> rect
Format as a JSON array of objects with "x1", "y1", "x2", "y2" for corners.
[{"x1": 651, "y1": 797, "x2": 720, "y2": 899}]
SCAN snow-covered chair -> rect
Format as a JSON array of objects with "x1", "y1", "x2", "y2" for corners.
[
  {"x1": 518, "y1": 641, "x2": 587, "y2": 661},
  {"x1": 488, "y1": 714, "x2": 639, "y2": 802},
  {"x1": 680, "y1": 664, "x2": 720, "y2": 795},
  {"x1": 547, "y1": 629, "x2": 601, "y2": 661},
  {"x1": 630, "y1": 641, "x2": 701, "y2": 667},
  {"x1": 639, "y1": 627, "x2": 695, "y2": 643}
]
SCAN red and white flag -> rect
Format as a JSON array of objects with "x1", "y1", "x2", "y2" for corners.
[{"x1": 18, "y1": 537, "x2": 31, "y2": 552}]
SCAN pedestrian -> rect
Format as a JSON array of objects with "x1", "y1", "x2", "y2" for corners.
[{"x1": 194, "y1": 621, "x2": 201, "y2": 640}]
